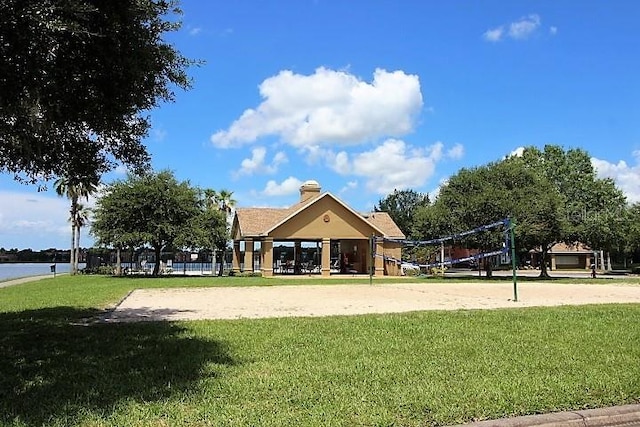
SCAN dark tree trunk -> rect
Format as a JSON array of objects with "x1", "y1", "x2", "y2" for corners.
[
  {"x1": 153, "y1": 245, "x2": 161, "y2": 276},
  {"x1": 539, "y1": 245, "x2": 551, "y2": 278},
  {"x1": 484, "y1": 258, "x2": 493, "y2": 278},
  {"x1": 217, "y1": 250, "x2": 224, "y2": 276}
]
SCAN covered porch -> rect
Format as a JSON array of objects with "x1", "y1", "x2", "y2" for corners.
[
  {"x1": 230, "y1": 181, "x2": 404, "y2": 277},
  {"x1": 232, "y1": 237, "x2": 384, "y2": 276}
]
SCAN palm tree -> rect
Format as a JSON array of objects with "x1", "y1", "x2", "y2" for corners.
[
  {"x1": 215, "y1": 189, "x2": 236, "y2": 276},
  {"x1": 200, "y1": 189, "x2": 236, "y2": 276},
  {"x1": 74, "y1": 203, "x2": 91, "y2": 273},
  {"x1": 215, "y1": 189, "x2": 236, "y2": 217},
  {"x1": 54, "y1": 174, "x2": 99, "y2": 274},
  {"x1": 203, "y1": 189, "x2": 218, "y2": 210}
]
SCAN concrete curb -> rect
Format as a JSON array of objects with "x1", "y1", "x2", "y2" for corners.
[{"x1": 455, "y1": 404, "x2": 640, "y2": 427}]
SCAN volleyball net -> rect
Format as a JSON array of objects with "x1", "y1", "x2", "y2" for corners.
[{"x1": 377, "y1": 218, "x2": 513, "y2": 270}]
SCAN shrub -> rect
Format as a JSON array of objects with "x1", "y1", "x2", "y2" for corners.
[
  {"x1": 404, "y1": 268, "x2": 421, "y2": 277},
  {"x1": 430, "y1": 266, "x2": 447, "y2": 275},
  {"x1": 81, "y1": 265, "x2": 115, "y2": 275},
  {"x1": 227, "y1": 270, "x2": 262, "y2": 277}
]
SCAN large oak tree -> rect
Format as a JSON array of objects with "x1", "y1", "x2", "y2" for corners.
[
  {"x1": 91, "y1": 170, "x2": 201, "y2": 276},
  {"x1": 375, "y1": 189, "x2": 430, "y2": 239},
  {"x1": 417, "y1": 156, "x2": 564, "y2": 277},
  {"x1": 521, "y1": 145, "x2": 627, "y2": 272},
  {"x1": 414, "y1": 145, "x2": 628, "y2": 277},
  {"x1": 0, "y1": 0, "x2": 193, "y2": 183}
]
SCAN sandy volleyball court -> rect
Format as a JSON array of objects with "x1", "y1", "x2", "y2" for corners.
[{"x1": 107, "y1": 282, "x2": 640, "y2": 322}]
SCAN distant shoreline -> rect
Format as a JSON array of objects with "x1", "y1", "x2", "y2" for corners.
[{"x1": 0, "y1": 261, "x2": 61, "y2": 264}]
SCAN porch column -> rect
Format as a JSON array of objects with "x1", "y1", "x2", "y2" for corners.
[
  {"x1": 321, "y1": 238, "x2": 331, "y2": 277},
  {"x1": 294, "y1": 241, "x2": 302, "y2": 273},
  {"x1": 374, "y1": 238, "x2": 384, "y2": 276},
  {"x1": 262, "y1": 238, "x2": 274, "y2": 277},
  {"x1": 232, "y1": 240, "x2": 241, "y2": 273},
  {"x1": 244, "y1": 238, "x2": 253, "y2": 272},
  {"x1": 550, "y1": 254, "x2": 556, "y2": 271}
]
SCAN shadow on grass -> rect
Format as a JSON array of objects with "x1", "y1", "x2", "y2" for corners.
[{"x1": 0, "y1": 307, "x2": 235, "y2": 426}]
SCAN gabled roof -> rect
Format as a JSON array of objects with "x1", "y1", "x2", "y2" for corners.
[
  {"x1": 548, "y1": 242, "x2": 593, "y2": 254},
  {"x1": 529, "y1": 242, "x2": 593, "y2": 254},
  {"x1": 361, "y1": 212, "x2": 405, "y2": 239},
  {"x1": 233, "y1": 192, "x2": 405, "y2": 239}
]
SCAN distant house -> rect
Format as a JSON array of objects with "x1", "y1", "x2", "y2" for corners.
[
  {"x1": 548, "y1": 242, "x2": 593, "y2": 270},
  {"x1": 530, "y1": 242, "x2": 593, "y2": 270},
  {"x1": 230, "y1": 180, "x2": 405, "y2": 276}
]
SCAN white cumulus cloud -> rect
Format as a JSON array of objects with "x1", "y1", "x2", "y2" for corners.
[
  {"x1": 211, "y1": 67, "x2": 423, "y2": 149},
  {"x1": 484, "y1": 14, "x2": 545, "y2": 42},
  {"x1": 0, "y1": 191, "x2": 85, "y2": 249},
  {"x1": 339, "y1": 181, "x2": 358, "y2": 194},
  {"x1": 483, "y1": 27, "x2": 504, "y2": 42},
  {"x1": 509, "y1": 14, "x2": 541, "y2": 39},
  {"x1": 328, "y1": 139, "x2": 448, "y2": 195},
  {"x1": 591, "y1": 155, "x2": 640, "y2": 203},
  {"x1": 447, "y1": 143, "x2": 465, "y2": 160},
  {"x1": 235, "y1": 147, "x2": 288, "y2": 177},
  {"x1": 261, "y1": 177, "x2": 304, "y2": 196},
  {"x1": 509, "y1": 146, "x2": 525, "y2": 157}
]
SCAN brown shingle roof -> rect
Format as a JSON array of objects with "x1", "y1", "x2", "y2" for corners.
[
  {"x1": 233, "y1": 193, "x2": 404, "y2": 239},
  {"x1": 548, "y1": 242, "x2": 592, "y2": 253},
  {"x1": 362, "y1": 212, "x2": 405, "y2": 239},
  {"x1": 235, "y1": 207, "x2": 290, "y2": 237}
]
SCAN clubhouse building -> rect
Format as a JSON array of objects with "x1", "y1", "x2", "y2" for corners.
[{"x1": 230, "y1": 180, "x2": 405, "y2": 276}]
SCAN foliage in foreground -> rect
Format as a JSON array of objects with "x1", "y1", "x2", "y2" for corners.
[
  {"x1": 0, "y1": 0, "x2": 193, "y2": 183},
  {"x1": 0, "y1": 303, "x2": 639, "y2": 426}
]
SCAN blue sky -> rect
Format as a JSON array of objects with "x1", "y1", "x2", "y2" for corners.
[{"x1": 2, "y1": 0, "x2": 640, "y2": 250}]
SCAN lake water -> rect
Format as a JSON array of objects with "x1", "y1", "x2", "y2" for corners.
[{"x1": 0, "y1": 263, "x2": 86, "y2": 281}]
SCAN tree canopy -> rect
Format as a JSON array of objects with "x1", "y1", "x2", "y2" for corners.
[
  {"x1": 193, "y1": 189, "x2": 232, "y2": 276},
  {"x1": 375, "y1": 189, "x2": 430, "y2": 239},
  {"x1": 626, "y1": 203, "x2": 640, "y2": 258},
  {"x1": 91, "y1": 170, "x2": 202, "y2": 276},
  {"x1": 0, "y1": 0, "x2": 194, "y2": 183},
  {"x1": 520, "y1": 145, "x2": 627, "y2": 252},
  {"x1": 412, "y1": 145, "x2": 628, "y2": 277},
  {"x1": 414, "y1": 156, "x2": 564, "y2": 276}
]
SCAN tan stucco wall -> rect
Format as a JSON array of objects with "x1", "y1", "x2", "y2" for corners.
[
  {"x1": 234, "y1": 194, "x2": 404, "y2": 276},
  {"x1": 271, "y1": 197, "x2": 378, "y2": 240},
  {"x1": 550, "y1": 254, "x2": 589, "y2": 270},
  {"x1": 384, "y1": 241, "x2": 403, "y2": 276}
]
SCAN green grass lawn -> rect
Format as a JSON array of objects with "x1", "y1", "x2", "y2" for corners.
[{"x1": 1, "y1": 276, "x2": 639, "y2": 426}]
